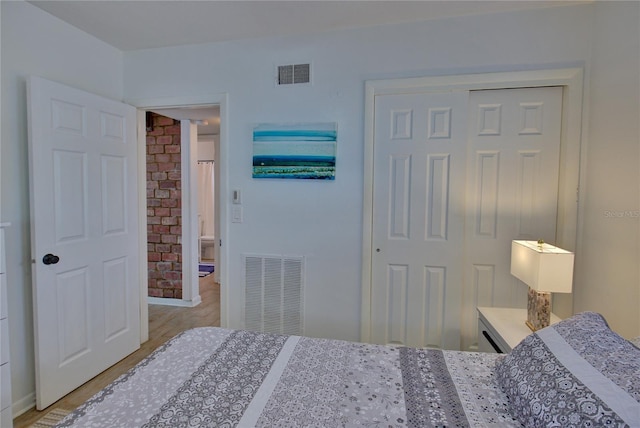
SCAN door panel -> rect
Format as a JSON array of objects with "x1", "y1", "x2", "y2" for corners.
[
  {"x1": 56, "y1": 267, "x2": 91, "y2": 364},
  {"x1": 103, "y1": 257, "x2": 129, "y2": 340},
  {"x1": 28, "y1": 76, "x2": 140, "y2": 409},
  {"x1": 371, "y1": 92, "x2": 469, "y2": 349},
  {"x1": 462, "y1": 87, "x2": 563, "y2": 349},
  {"x1": 53, "y1": 150, "x2": 88, "y2": 242},
  {"x1": 101, "y1": 155, "x2": 127, "y2": 235}
]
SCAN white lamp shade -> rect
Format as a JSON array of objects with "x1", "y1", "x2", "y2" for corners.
[{"x1": 511, "y1": 240, "x2": 574, "y2": 293}]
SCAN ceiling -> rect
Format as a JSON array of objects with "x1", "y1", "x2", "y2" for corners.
[
  {"x1": 27, "y1": 1, "x2": 586, "y2": 52},
  {"x1": 27, "y1": 0, "x2": 587, "y2": 135}
]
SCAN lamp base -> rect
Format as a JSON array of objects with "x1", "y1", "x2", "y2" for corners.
[{"x1": 526, "y1": 287, "x2": 551, "y2": 332}]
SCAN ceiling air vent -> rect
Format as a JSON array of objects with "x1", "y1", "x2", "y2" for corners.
[{"x1": 277, "y1": 63, "x2": 311, "y2": 85}]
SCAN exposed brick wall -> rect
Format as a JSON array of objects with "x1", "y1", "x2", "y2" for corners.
[{"x1": 147, "y1": 113, "x2": 182, "y2": 299}]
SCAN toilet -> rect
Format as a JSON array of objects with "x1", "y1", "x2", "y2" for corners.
[
  {"x1": 198, "y1": 215, "x2": 215, "y2": 262},
  {"x1": 199, "y1": 234, "x2": 216, "y2": 262}
]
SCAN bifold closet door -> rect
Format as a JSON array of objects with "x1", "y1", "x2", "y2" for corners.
[
  {"x1": 461, "y1": 87, "x2": 562, "y2": 350},
  {"x1": 371, "y1": 91, "x2": 469, "y2": 349},
  {"x1": 370, "y1": 87, "x2": 562, "y2": 350}
]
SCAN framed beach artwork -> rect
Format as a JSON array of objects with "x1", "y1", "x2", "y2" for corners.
[{"x1": 252, "y1": 123, "x2": 337, "y2": 180}]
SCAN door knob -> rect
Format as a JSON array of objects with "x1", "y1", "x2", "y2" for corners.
[{"x1": 42, "y1": 253, "x2": 60, "y2": 265}]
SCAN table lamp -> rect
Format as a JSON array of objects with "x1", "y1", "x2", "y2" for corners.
[{"x1": 510, "y1": 240, "x2": 574, "y2": 331}]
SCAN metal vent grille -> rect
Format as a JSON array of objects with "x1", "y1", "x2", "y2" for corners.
[
  {"x1": 277, "y1": 63, "x2": 311, "y2": 85},
  {"x1": 244, "y1": 254, "x2": 304, "y2": 335}
]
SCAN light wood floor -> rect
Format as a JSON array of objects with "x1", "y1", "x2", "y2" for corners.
[{"x1": 14, "y1": 274, "x2": 220, "y2": 428}]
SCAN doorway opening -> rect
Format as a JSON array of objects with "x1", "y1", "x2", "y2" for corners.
[
  {"x1": 144, "y1": 106, "x2": 220, "y2": 308},
  {"x1": 133, "y1": 93, "x2": 229, "y2": 342}
]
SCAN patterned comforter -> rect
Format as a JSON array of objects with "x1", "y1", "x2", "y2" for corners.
[
  {"x1": 56, "y1": 327, "x2": 520, "y2": 427},
  {"x1": 496, "y1": 312, "x2": 640, "y2": 427}
]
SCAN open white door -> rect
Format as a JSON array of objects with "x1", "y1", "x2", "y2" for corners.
[{"x1": 28, "y1": 76, "x2": 140, "y2": 409}]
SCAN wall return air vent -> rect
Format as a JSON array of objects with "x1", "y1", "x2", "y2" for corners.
[
  {"x1": 277, "y1": 63, "x2": 311, "y2": 85},
  {"x1": 243, "y1": 254, "x2": 304, "y2": 335}
]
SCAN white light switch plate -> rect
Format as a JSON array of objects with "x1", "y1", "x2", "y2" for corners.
[{"x1": 232, "y1": 206, "x2": 243, "y2": 223}]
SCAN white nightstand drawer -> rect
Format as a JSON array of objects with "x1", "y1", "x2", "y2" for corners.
[
  {"x1": 0, "y1": 229, "x2": 4, "y2": 274},
  {"x1": 0, "y1": 274, "x2": 7, "y2": 320},
  {"x1": 0, "y1": 406, "x2": 12, "y2": 428},
  {"x1": 0, "y1": 319, "x2": 8, "y2": 365},
  {"x1": 477, "y1": 307, "x2": 561, "y2": 353},
  {"x1": 478, "y1": 318, "x2": 508, "y2": 353},
  {"x1": 0, "y1": 225, "x2": 11, "y2": 428},
  {"x1": 0, "y1": 363, "x2": 10, "y2": 410}
]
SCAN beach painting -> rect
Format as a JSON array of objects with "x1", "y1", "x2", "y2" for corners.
[{"x1": 253, "y1": 123, "x2": 337, "y2": 180}]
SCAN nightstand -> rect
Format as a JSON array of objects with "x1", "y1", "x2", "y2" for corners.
[{"x1": 477, "y1": 307, "x2": 561, "y2": 353}]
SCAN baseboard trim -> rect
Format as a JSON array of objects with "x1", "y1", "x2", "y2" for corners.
[
  {"x1": 147, "y1": 295, "x2": 202, "y2": 307},
  {"x1": 13, "y1": 391, "x2": 35, "y2": 418}
]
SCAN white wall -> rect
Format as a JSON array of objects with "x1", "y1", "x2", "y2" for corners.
[
  {"x1": 124, "y1": 4, "x2": 603, "y2": 342},
  {"x1": 197, "y1": 135, "x2": 216, "y2": 161},
  {"x1": 1, "y1": 1, "x2": 124, "y2": 414},
  {"x1": 574, "y1": 1, "x2": 640, "y2": 338}
]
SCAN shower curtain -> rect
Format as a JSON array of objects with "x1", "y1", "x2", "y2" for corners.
[{"x1": 197, "y1": 162, "x2": 215, "y2": 238}]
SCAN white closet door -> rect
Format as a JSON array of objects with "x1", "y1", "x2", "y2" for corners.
[
  {"x1": 462, "y1": 87, "x2": 562, "y2": 349},
  {"x1": 370, "y1": 87, "x2": 563, "y2": 351},
  {"x1": 371, "y1": 91, "x2": 469, "y2": 349}
]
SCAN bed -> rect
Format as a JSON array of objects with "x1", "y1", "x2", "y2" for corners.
[{"x1": 55, "y1": 312, "x2": 639, "y2": 427}]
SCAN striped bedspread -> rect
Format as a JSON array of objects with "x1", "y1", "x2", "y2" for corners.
[{"x1": 56, "y1": 327, "x2": 519, "y2": 427}]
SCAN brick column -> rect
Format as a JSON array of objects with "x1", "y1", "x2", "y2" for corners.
[{"x1": 146, "y1": 113, "x2": 182, "y2": 299}]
